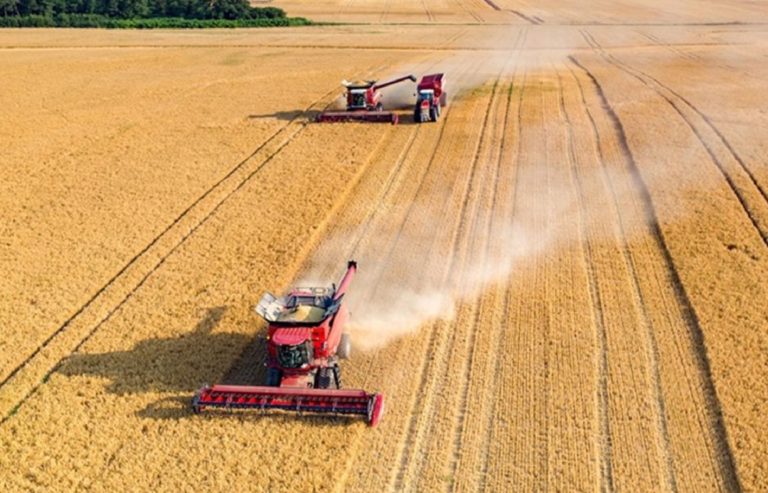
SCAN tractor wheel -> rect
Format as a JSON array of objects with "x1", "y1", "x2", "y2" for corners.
[
  {"x1": 266, "y1": 367, "x2": 282, "y2": 386},
  {"x1": 429, "y1": 107, "x2": 438, "y2": 122},
  {"x1": 435, "y1": 103, "x2": 441, "y2": 118},
  {"x1": 315, "y1": 368, "x2": 332, "y2": 389},
  {"x1": 414, "y1": 109, "x2": 422, "y2": 123},
  {"x1": 338, "y1": 333, "x2": 351, "y2": 359}
]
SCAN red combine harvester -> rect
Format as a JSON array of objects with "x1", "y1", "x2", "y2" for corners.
[
  {"x1": 414, "y1": 73, "x2": 447, "y2": 123},
  {"x1": 316, "y1": 75, "x2": 417, "y2": 124},
  {"x1": 192, "y1": 261, "x2": 384, "y2": 427}
]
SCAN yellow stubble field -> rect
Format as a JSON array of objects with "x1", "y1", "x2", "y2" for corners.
[{"x1": 1, "y1": 1, "x2": 767, "y2": 491}]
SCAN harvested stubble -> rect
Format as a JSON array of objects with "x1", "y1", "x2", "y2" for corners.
[{"x1": 1, "y1": 3, "x2": 768, "y2": 491}]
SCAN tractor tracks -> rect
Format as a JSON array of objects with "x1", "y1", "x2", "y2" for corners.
[
  {"x1": 636, "y1": 31, "x2": 701, "y2": 62},
  {"x1": 421, "y1": 0, "x2": 435, "y2": 23},
  {"x1": 563, "y1": 102, "x2": 616, "y2": 492},
  {"x1": 383, "y1": 59, "x2": 505, "y2": 492},
  {"x1": 509, "y1": 9, "x2": 541, "y2": 25},
  {"x1": 581, "y1": 29, "x2": 768, "y2": 248},
  {"x1": 451, "y1": 0, "x2": 483, "y2": 24},
  {"x1": 558, "y1": 64, "x2": 676, "y2": 491},
  {"x1": 569, "y1": 55, "x2": 742, "y2": 492},
  {"x1": 474, "y1": 69, "x2": 525, "y2": 493},
  {"x1": 330, "y1": 110, "x2": 450, "y2": 493},
  {"x1": 444, "y1": 71, "x2": 513, "y2": 492},
  {"x1": 0, "y1": 64, "x2": 387, "y2": 425}
]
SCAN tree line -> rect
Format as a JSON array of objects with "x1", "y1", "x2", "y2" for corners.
[
  {"x1": 1, "y1": 0, "x2": 289, "y2": 19},
  {"x1": 0, "y1": 0, "x2": 312, "y2": 28},
  {"x1": 0, "y1": 0, "x2": 287, "y2": 19}
]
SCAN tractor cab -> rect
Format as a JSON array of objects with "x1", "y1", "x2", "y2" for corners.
[
  {"x1": 347, "y1": 89, "x2": 370, "y2": 110},
  {"x1": 417, "y1": 88, "x2": 435, "y2": 105},
  {"x1": 343, "y1": 80, "x2": 377, "y2": 111},
  {"x1": 272, "y1": 329, "x2": 314, "y2": 369}
]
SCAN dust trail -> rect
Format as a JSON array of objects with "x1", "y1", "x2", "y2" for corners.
[{"x1": 301, "y1": 39, "x2": 704, "y2": 350}]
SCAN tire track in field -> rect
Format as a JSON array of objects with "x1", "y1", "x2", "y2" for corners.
[
  {"x1": 443, "y1": 27, "x2": 468, "y2": 47},
  {"x1": 580, "y1": 29, "x2": 768, "y2": 248},
  {"x1": 0, "y1": 118, "x2": 310, "y2": 424},
  {"x1": 557, "y1": 65, "x2": 677, "y2": 492},
  {"x1": 0, "y1": 64, "x2": 391, "y2": 424},
  {"x1": 326, "y1": 125, "x2": 439, "y2": 493},
  {"x1": 421, "y1": 0, "x2": 434, "y2": 22},
  {"x1": 325, "y1": 59, "x2": 481, "y2": 493},
  {"x1": 329, "y1": 115, "x2": 453, "y2": 493},
  {"x1": 509, "y1": 9, "x2": 540, "y2": 25},
  {"x1": 629, "y1": 65, "x2": 768, "y2": 205},
  {"x1": 538, "y1": 78, "x2": 552, "y2": 492},
  {"x1": 554, "y1": 63, "x2": 616, "y2": 490},
  {"x1": 567, "y1": 59, "x2": 730, "y2": 491},
  {"x1": 270, "y1": 55, "x2": 478, "y2": 493},
  {"x1": 468, "y1": 0, "x2": 489, "y2": 23},
  {"x1": 390, "y1": 64, "x2": 503, "y2": 493},
  {"x1": 569, "y1": 55, "x2": 743, "y2": 492},
  {"x1": 393, "y1": 48, "x2": 520, "y2": 492},
  {"x1": 585, "y1": 28, "x2": 763, "y2": 201},
  {"x1": 474, "y1": 68, "x2": 525, "y2": 493},
  {"x1": 445, "y1": 72, "x2": 514, "y2": 492},
  {"x1": 636, "y1": 31, "x2": 700, "y2": 61},
  {"x1": 452, "y1": 0, "x2": 483, "y2": 24}
]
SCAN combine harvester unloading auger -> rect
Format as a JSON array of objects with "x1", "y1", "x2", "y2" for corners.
[
  {"x1": 193, "y1": 261, "x2": 384, "y2": 426},
  {"x1": 316, "y1": 75, "x2": 416, "y2": 124}
]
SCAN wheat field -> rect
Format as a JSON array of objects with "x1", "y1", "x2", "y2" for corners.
[{"x1": 1, "y1": 1, "x2": 767, "y2": 491}]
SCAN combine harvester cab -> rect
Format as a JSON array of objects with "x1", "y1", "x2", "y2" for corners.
[
  {"x1": 316, "y1": 75, "x2": 416, "y2": 125},
  {"x1": 414, "y1": 73, "x2": 447, "y2": 123},
  {"x1": 192, "y1": 261, "x2": 385, "y2": 427}
]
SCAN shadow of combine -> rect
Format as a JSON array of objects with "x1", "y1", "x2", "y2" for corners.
[
  {"x1": 247, "y1": 109, "x2": 322, "y2": 122},
  {"x1": 58, "y1": 307, "x2": 359, "y2": 427},
  {"x1": 58, "y1": 306, "x2": 259, "y2": 396}
]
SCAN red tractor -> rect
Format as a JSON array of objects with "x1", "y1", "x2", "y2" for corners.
[
  {"x1": 316, "y1": 75, "x2": 417, "y2": 124},
  {"x1": 414, "y1": 73, "x2": 447, "y2": 123},
  {"x1": 193, "y1": 261, "x2": 385, "y2": 427}
]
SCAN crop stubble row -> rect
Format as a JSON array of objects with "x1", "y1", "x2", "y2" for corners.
[
  {"x1": 2, "y1": 22, "x2": 767, "y2": 492},
  {"x1": 573, "y1": 39, "x2": 768, "y2": 489}
]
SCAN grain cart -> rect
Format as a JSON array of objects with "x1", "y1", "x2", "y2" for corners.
[
  {"x1": 414, "y1": 73, "x2": 447, "y2": 123},
  {"x1": 316, "y1": 75, "x2": 417, "y2": 124},
  {"x1": 192, "y1": 261, "x2": 385, "y2": 427}
]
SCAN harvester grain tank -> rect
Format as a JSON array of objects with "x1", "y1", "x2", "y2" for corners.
[
  {"x1": 192, "y1": 261, "x2": 384, "y2": 426},
  {"x1": 414, "y1": 73, "x2": 447, "y2": 123},
  {"x1": 316, "y1": 75, "x2": 417, "y2": 124}
]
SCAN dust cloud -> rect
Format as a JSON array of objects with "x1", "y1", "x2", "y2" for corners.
[{"x1": 300, "y1": 39, "x2": 684, "y2": 351}]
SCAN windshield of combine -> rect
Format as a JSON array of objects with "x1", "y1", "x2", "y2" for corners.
[
  {"x1": 351, "y1": 93, "x2": 366, "y2": 108},
  {"x1": 278, "y1": 343, "x2": 311, "y2": 368}
]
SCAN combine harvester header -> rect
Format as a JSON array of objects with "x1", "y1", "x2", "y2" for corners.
[
  {"x1": 316, "y1": 75, "x2": 417, "y2": 124},
  {"x1": 193, "y1": 261, "x2": 384, "y2": 426}
]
